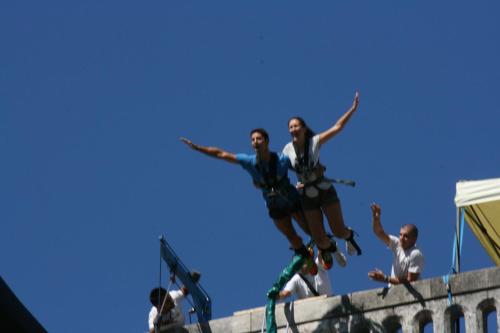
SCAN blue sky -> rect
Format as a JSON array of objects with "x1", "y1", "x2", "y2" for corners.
[{"x1": 1, "y1": 1, "x2": 499, "y2": 332}]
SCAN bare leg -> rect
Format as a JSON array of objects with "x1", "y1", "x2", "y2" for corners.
[
  {"x1": 323, "y1": 201, "x2": 351, "y2": 239},
  {"x1": 303, "y1": 208, "x2": 331, "y2": 249},
  {"x1": 273, "y1": 216, "x2": 303, "y2": 250},
  {"x1": 324, "y1": 201, "x2": 362, "y2": 255},
  {"x1": 291, "y1": 211, "x2": 311, "y2": 236}
]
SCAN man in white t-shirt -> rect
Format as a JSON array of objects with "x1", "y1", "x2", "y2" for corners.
[
  {"x1": 148, "y1": 287, "x2": 186, "y2": 333},
  {"x1": 278, "y1": 256, "x2": 332, "y2": 300},
  {"x1": 368, "y1": 203, "x2": 424, "y2": 285}
]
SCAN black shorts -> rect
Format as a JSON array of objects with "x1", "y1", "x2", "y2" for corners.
[
  {"x1": 301, "y1": 185, "x2": 340, "y2": 211},
  {"x1": 268, "y1": 199, "x2": 301, "y2": 220},
  {"x1": 266, "y1": 186, "x2": 302, "y2": 220}
]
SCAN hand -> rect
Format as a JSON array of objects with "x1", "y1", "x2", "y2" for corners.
[
  {"x1": 181, "y1": 286, "x2": 189, "y2": 295},
  {"x1": 351, "y1": 91, "x2": 360, "y2": 112},
  {"x1": 180, "y1": 137, "x2": 193, "y2": 147},
  {"x1": 368, "y1": 268, "x2": 386, "y2": 282},
  {"x1": 180, "y1": 137, "x2": 198, "y2": 151},
  {"x1": 267, "y1": 286, "x2": 280, "y2": 300},
  {"x1": 296, "y1": 182, "x2": 305, "y2": 190},
  {"x1": 370, "y1": 203, "x2": 381, "y2": 219}
]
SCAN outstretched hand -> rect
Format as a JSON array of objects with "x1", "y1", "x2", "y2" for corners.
[
  {"x1": 370, "y1": 203, "x2": 381, "y2": 219},
  {"x1": 368, "y1": 268, "x2": 386, "y2": 282},
  {"x1": 180, "y1": 137, "x2": 196, "y2": 150},
  {"x1": 352, "y1": 91, "x2": 360, "y2": 112}
]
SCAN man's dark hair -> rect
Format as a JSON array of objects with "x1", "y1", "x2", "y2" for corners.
[
  {"x1": 250, "y1": 128, "x2": 269, "y2": 142},
  {"x1": 149, "y1": 287, "x2": 167, "y2": 307}
]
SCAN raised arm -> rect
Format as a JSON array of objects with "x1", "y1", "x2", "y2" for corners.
[
  {"x1": 318, "y1": 92, "x2": 359, "y2": 145},
  {"x1": 180, "y1": 137, "x2": 238, "y2": 164},
  {"x1": 370, "y1": 203, "x2": 390, "y2": 246}
]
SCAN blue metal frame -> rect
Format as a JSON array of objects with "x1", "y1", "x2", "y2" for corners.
[{"x1": 159, "y1": 235, "x2": 212, "y2": 323}]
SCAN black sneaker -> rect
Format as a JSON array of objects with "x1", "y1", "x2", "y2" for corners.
[{"x1": 346, "y1": 229, "x2": 362, "y2": 256}]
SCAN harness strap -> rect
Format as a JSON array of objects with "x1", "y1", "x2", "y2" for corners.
[
  {"x1": 303, "y1": 175, "x2": 356, "y2": 188},
  {"x1": 303, "y1": 175, "x2": 327, "y2": 188},
  {"x1": 326, "y1": 178, "x2": 356, "y2": 187},
  {"x1": 292, "y1": 137, "x2": 315, "y2": 177},
  {"x1": 298, "y1": 273, "x2": 319, "y2": 296},
  {"x1": 256, "y1": 152, "x2": 279, "y2": 190},
  {"x1": 292, "y1": 138, "x2": 356, "y2": 188}
]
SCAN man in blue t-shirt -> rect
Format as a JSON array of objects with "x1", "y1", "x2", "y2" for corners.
[
  {"x1": 180, "y1": 129, "x2": 314, "y2": 267},
  {"x1": 236, "y1": 151, "x2": 301, "y2": 220}
]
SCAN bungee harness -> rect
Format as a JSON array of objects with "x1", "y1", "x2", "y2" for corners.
[
  {"x1": 255, "y1": 152, "x2": 294, "y2": 203},
  {"x1": 292, "y1": 138, "x2": 355, "y2": 198}
]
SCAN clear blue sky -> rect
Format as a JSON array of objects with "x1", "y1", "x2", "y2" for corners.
[{"x1": 1, "y1": 1, "x2": 499, "y2": 332}]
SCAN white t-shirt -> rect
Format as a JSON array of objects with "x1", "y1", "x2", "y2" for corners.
[
  {"x1": 148, "y1": 290, "x2": 185, "y2": 331},
  {"x1": 388, "y1": 235, "x2": 424, "y2": 281},
  {"x1": 282, "y1": 135, "x2": 331, "y2": 198},
  {"x1": 282, "y1": 258, "x2": 332, "y2": 299}
]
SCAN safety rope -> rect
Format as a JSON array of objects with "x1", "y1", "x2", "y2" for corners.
[
  {"x1": 154, "y1": 277, "x2": 174, "y2": 333},
  {"x1": 260, "y1": 307, "x2": 266, "y2": 333},
  {"x1": 442, "y1": 208, "x2": 465, "y2": 305},
  {"x1": 285, "y1": 301, "x2": 294, "y2": 333},
  {"x1": 265, "y1": 254, "x2": 305, "y2": 333},
  {"x1": 155, "y1": 243, "x2": 176, "y2": 333},
  {"x1": 158, "y1": 243, "x2": 162, "y2": 313}
]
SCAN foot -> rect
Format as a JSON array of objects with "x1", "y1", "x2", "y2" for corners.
[
  {"x1": 346, "y1": 228, "x2": 362, "y2": 256},
  {"x1": 305, "y1": 246, "x2": 318, "y2": 275},
  {"x1": 324, "y1": 239, "x2": 347, "y2": 268},
  {"x1": 318, "y1": 249, "x2": 333, "y2": 270},
  {"x1": 333, "y1": 247, "x2": 347, "y2": 267},
  {"x1": 308, "y1": 258, "x2": 319, "y2": 275}
]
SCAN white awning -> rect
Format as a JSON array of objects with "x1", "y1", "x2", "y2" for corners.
[
  {"x1": 454, "y1": 177, "x2": 500, "y2": 266},
  {"x1": 455, "y1": 178, "x2": 500, "y2": 207}
]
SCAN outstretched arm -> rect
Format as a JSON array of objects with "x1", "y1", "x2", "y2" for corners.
[
  {"x1": 368, "y1": 268, "x2": 420, "y2": 284},
  {"x1": 278, "y1": 290, "x2": 292, "y2": 300},
  {"x1": 371, "y1": 203, "x2": 390, "y2": 246},
  {"x1": 318, "y1": 92, "x2": 360, "y2": 145},
  {"x1": 180, "y1": 137, "x2": 238, "y2": 164}
]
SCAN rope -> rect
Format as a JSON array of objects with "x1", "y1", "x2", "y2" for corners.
[
  {"x1": 442, "y1": 208, "x2": 465, "y2": 305},
  {"x1": 285, "y1": 301, "x2": 294, "y2": 333},
  {"x1": 158, "y1": 242, "x2": 162, "y2": 311},
  {"x1": 265, "y1": 255, "x2": 305, "y2": 333},
  {"x1": 155, "y1": 240, "x2": 163, "y2": 333},
  {"x1": 154, "y1": 278, "x2": 174, "y2": 333},
  {"x1": 261, "y1": 308, "x2": 266, "y2": 333},
  {"x1": 451, "y1": 209, "x2": 465, "y2": 272},
  {"x1": 155, "y1": 238, "x2": 176, "y2": 333}
]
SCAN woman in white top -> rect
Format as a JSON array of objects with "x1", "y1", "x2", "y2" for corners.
[{"x1": 282, "y1": 92, "x2": 361, "y2": 269}]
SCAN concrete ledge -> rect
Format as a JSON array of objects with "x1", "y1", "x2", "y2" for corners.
[{"x1": 169, "y1": 266, "x2": 500, "y2": 333}]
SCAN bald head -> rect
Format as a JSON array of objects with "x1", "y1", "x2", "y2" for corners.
[
  {"x1": 403, "y1": 224, "x2": 418, "y2": 239},
  {"x1": 399, "y1": 224, "x2": 418, "y2": 250}
]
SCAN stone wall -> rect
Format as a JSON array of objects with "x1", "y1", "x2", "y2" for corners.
[{"x1": 166, "y1": 266, "x2": 500, "y2": 333}]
